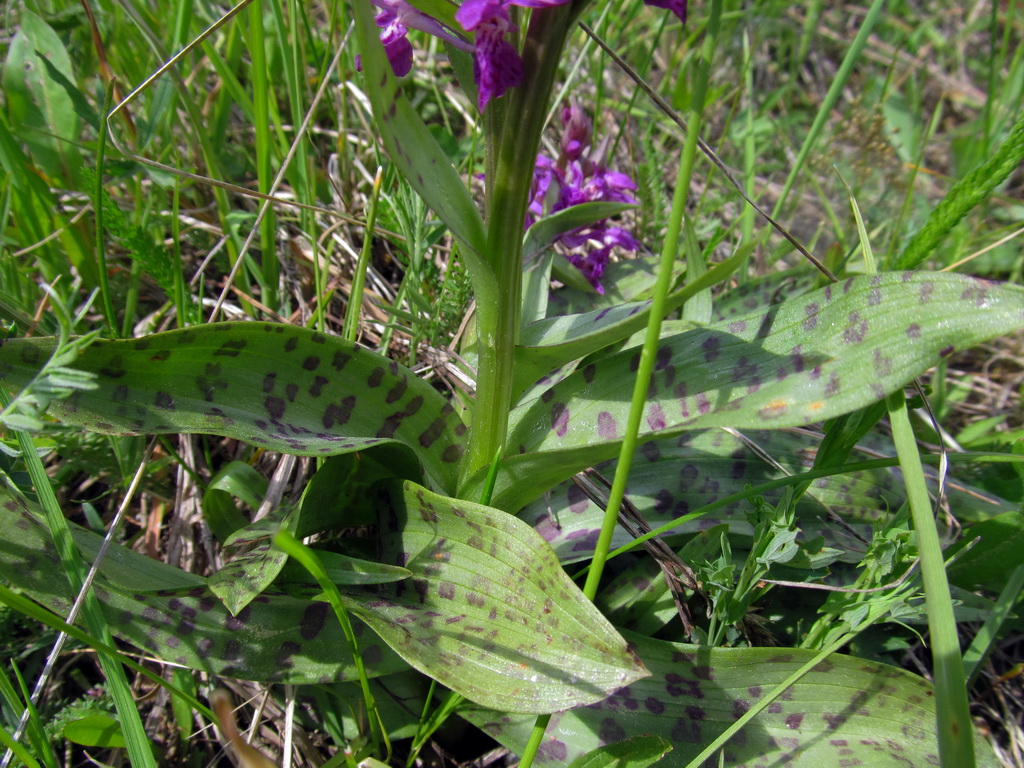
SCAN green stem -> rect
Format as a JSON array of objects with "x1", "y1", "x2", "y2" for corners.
[
  {"x1": 583, "y1": 0, "x2": 722, "y2": 602},
  {"x1": 343, "y1": 168, "x2": 383, "y2": 342},
  {"x1": 887, "y1": 389, "x2": 975, "y2": 768},
  {"x1": 461, "y1": 6, "x2": 576, "y2": 486}
]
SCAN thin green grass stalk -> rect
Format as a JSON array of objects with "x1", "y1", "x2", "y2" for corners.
[
  {"x1": 855, "y1": 186, "x2": 972, "y2": 766},
  {"x1": 93, "y1": 89, "x2": 118, "y2": 336},
  {"x1": 171, "y1": 170, "x2": 188, "y2": 327},
  {"x1": 249, "y1": 0, "x2": 279, "y2": 311},
  {"x1": 0, "y1": 394, "x2": 156, "y2": 767},
  {"x1": 521, "y1": 10, "x2": 719, "y2": 763},
  {"x1": 963, "y1": 564, "x2": 1024, "y2": 687},
  {"x1": 582, "y1": 0, "x2": 722, "y2": 603},
  {"x1": 738, "y1": 29, "x2": 754, "y2": 281},
  {"x1": 282, "y1": 0, "x2": 323, "y2": 331},
  {"x1": 896, "y1": 109, "x2": 1024, "y2": 270},
  {"x1": 0, "y1": 663, "x2": 51, "y2": 768},
  {"x1": 273, "y1": 530, "x2": 388, "y2": 760},
  {"x1": 770, "y1": 0, "x2": 886, "y2": 220},
  {"x1": 840, "y1": 172, "x2": 876, "y2": 273},
  {"x1": 343, "y1": 167, "x2": 383, "y2": 342},
  {"x1": 887, "y1": 389, "x2": 975, "y2": 768},
  {"x1": 794, "y1": 0, "x2": 823, "y2": 76}
]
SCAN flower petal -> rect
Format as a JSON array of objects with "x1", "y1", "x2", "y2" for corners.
[
  {"x1": 644, "y1": 0, "x2": 686, "y2": 24},
  {"x1": 472, "y1": 24, "x2": 523, "y2": 111}
]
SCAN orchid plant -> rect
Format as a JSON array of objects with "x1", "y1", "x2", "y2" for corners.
[{"x1": 1, "y1": 0, "x2": 1023, "y2": 767}]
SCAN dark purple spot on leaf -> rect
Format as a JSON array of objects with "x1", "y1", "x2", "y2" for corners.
[
  {"x1": 803, "y1": 302, "x2": 820, "y2": 331},
  {"x1": 215, "y1": 339, "x2": 247, "y2": 357},
  {"x1": 552, "y1": 403, "x2": 569, "y2": 437},
  {"x1": 302, "y1": 355, "x2": 321, "y2": 371},
  {"x1": 367, "y1": 368, "x2": 384, "y2": 388},
  {"x1": 385, "y1": 380, "x2": 407, "y2": 403},
  {"x1": 419, "y1": 418, "x2": 445, "y2": 448},
  {"x1": 702, "y1": 335, "x2": 721, "y2": 362},
  {"x1": 332, "y1": 351, "x2": 351, "y2": 371},
  {"x1": 646, "y1": 403, "x2": 666, "y2": 431},
  {"x1": 309, "y1": 375, "x2": 328, "y2": 397},
  {"x1": 155, "y1": 392, "x2": 175, "y2": 410},
  {"x1": 265, "y1": 396, "x2": 286, "y2": 420},
  {"x1": 301, "y1": 602, "x2": 328, "y2": 639},
  {"x1": 323, "y1": 396, "x2": 355, "y2": 428},
  {"x1": 598, "y1": 411, "x2": 617, "y2": 440}
]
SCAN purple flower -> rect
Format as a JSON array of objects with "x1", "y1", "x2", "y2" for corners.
[
  {"x1": 560, "y1": 101, "x2": 591, "y2": 161},
  {"x1": 365, "y1": 0, "x2": 473, "y2": 78},
  {"x1": 644, "y1": 0, "x2": 686, "y2": 23},
  {"x1": 527, "y1": 105, "x2": 640, "y2": 293},
  {"x1": 455, "y1": 0, "x2": 525, "y2": 111}
]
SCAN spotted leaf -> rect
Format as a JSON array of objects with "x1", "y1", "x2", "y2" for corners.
[
  {"x1": 209, "y1": 504, "x2": 298, "y2": 615},
  {"x1": 462, "y1": 631, "x2": 1001, "y2": 767},
  {"x1": 514, "y1": 252, "x2": 743, "y2": 399},
  {"x1": 0, "y1": 481, "x2": 405, "y2": 683},
  {"x1": 0, "y1": 323, "x2": 467, "y2": 492},
  {"x1": 518, "y1": 428, "x2": 1015, "y2": 564},
  {"x1": 338, "y1": 480, "x2": 648, "y2": 713},
  {"x1": 467, "y1": 272, "x2": 1024, "y2": 510}
]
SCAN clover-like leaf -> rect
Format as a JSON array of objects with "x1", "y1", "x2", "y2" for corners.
[
  {"x1": 0, "y1": 323, "x2": 467, "y2": 492},
  {"x1": 339, "y1": 480, "x2": 648, "y2": 713},
  {"x1": 462, "y1": 632, "x2": 1001, "y2": 766}
]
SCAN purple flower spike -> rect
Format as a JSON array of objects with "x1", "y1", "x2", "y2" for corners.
[
  {"x1": 644, "y1": 0, "x2": 686, "y2": 24},
  {"x1": 526, "y1": 103, "x2": 641, "y2": 293}
]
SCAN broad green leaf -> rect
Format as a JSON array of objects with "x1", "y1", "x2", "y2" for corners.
[
  {"x1": 566, "y1": 735, "x2": 672, "y2": 768},
  {"x1": 518, "y1": 427, "x2": 1015, "y2": 566},
  {"x1": 710, "y1": 269, "x2": 819, "y2": 323},
  {"x1": 203, "y1": 460, "x2": 268, "y2": 542},
  {"x1": 947, "y1": 510, "x2": 1024, "y2": 588},
  {"x1": 0, "y1": 480, "x2": 405, "y2": 683},
  {"x1": 470, "y1": 272, "x2": 1024, "y2": 510},
  {"x1": 279, "y1": 549, "x2": 412, "y2": 588},
  {"x1": 514, "y1": 252, "x2": 744, "y2": 397},
  {"x1": 339, "y1": 480, "x2": 648, "y2": 713},
  {"x1": 517, "y1": 429, "x2": 828, "y2": 564},
  {"x1": 0, "y1": 323, "x2": 467, "y2": 492},
  {"x1": 462, "y1": 632, "x2": 1001, "y2": 767},
  {"x1": 63, "y1": 715, "x2": 125, "y2": 749}
]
